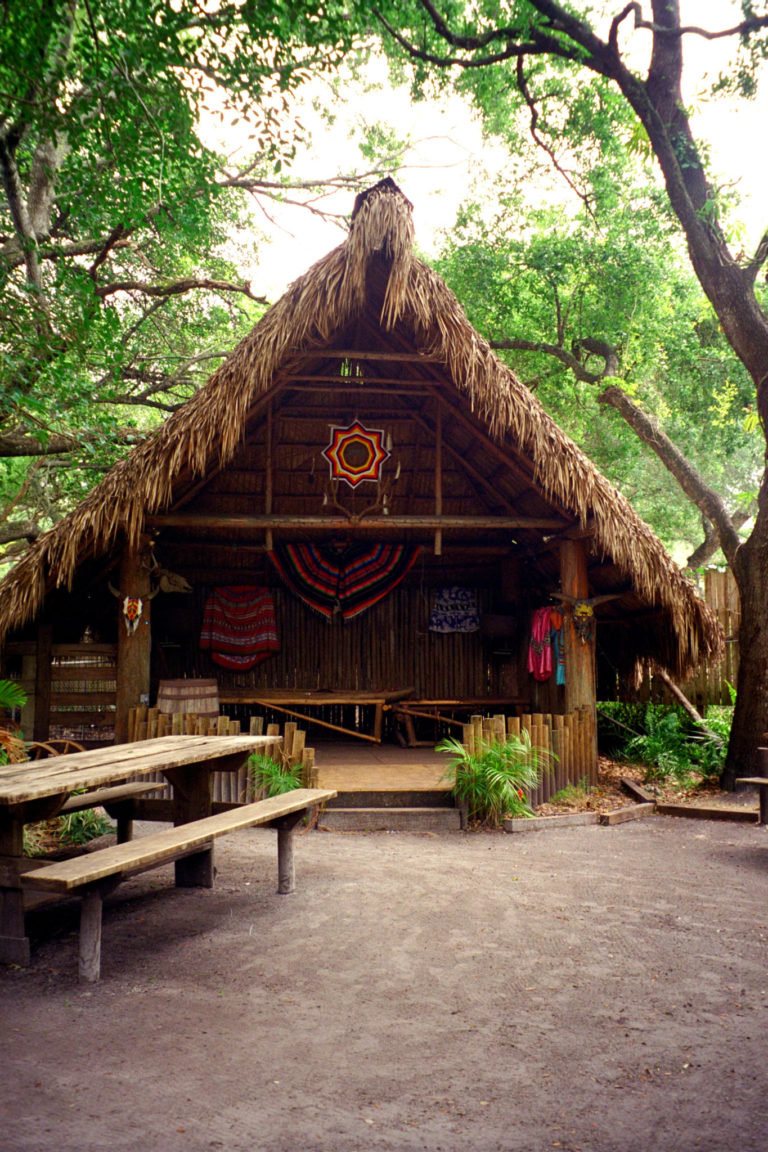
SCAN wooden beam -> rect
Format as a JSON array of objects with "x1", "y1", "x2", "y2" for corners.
[
  {"x1": 114, "y1": 539, "x2": 152, "y2": 744},
  {"x1": 148, "y1": 513, "x2": 568, "y2": 532},
  {"x1": 560, "y1": 538, "x2": 597, "y2": 772},
  {"x1": 291, "y1": 349, "x2": 444, "y2": 363}
]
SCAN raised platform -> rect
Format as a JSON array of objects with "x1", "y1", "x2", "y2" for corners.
[{"x1": 311, "y1": 742, "x2": 458, "y2": 831}]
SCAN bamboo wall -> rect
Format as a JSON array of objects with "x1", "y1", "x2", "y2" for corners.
[{"x1": 157, "y1": 583, "x2": 500, "y2": 699}]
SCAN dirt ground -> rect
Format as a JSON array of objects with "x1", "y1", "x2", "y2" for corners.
[{"x1": 2, "y1": 812, "x2": 768, "y2": 1152}]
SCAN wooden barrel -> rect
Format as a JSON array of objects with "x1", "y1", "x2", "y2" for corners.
[{"x1": 156, "y1": 679, "x2": 219, "y2": 719}]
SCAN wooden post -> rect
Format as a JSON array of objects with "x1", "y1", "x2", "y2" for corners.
[
  {"x1": 275, "y1": 812, "x2": 303, "y2": 893},
  {"x1": 435, "y1": 399, "x2": 443, "y2": 556},
  {"x1": 79, "y1": 888, "x2": 104, "y2": 983},
  {"x1": 114, "y1": 539, "x2": 152, "y2": 744},
  {"x1": 560, "y1": 538, "x2": 597, "y2": 774},
  {"x1": 32, "y1": 624, "x2": 52, "y2": 743}
]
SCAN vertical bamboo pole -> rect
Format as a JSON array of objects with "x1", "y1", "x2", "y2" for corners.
[
  {"x1": 265, "y1": 400, "x2": 274, "y2": 553},
  {"x1": 462, "y1": 723, "x2": 475, "y2": 755},
  {"x1": 560, "y1": 538, "x2": 597, "y2": 775},
  {"x1": 115, "y1": 538, "x2": 152, "y2": 744},
  {"x1": 250, "y1": 715, "x2": 264, "y2": 736},
  {"x1": 283, "y1": 721, "x2": 297, "y2": 761},
  {"x1": 434, "y1": 399, "x2": 443, "y2": 557}
]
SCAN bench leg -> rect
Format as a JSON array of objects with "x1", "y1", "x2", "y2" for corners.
[
  {"x1": 760, "y1": 787, "x2": 768, "y2": 826},
  {"x1": 79, "y1": 888, "x2": 104, "y2": 983},
  {"x1": 78, "y1": 879, "x2": 121, "y2": 983},
  {"x1": 274, "y1": 812, "x2": 303, "y2": 894}
]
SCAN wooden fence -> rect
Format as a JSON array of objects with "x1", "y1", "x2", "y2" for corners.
[
  {"x1": 126, "y1": 707, "x2": 316, "y2": 804},
  {"x1": 460, "y1": 707, "x2": 596, "y2": 808}
]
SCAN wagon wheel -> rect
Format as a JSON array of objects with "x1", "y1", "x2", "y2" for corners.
[{"x1": 26, "y1": 738, "x2": 86, "y2": 759}]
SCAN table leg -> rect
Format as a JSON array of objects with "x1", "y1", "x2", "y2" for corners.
[
  {"x1": 0, "y1": 813, "x2": 30, "y2": 966},
  {"x1": 165, "y1": 762, "x2": 215, "y2": 887}
]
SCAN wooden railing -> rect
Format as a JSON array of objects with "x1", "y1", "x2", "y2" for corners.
[
  {"x1": 459, "y1": 707, "x2": 597, "y2": 808},
  {"x1": 126, "y1": 706, "x2": 317, "y2": 802}
]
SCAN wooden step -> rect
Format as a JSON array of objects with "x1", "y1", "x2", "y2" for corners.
[
  {"x1": 323, "y1": 789, "x2": 454, "y2": 809},
  {"x1": 317, "y1": 807, "x2": 461, "y2": 833}
]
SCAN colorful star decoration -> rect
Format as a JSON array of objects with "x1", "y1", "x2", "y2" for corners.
[{"x1": 322, "y1": 421, "x2": 391, "y2": 488}]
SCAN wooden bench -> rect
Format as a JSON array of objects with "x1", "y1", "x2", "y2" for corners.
[
  {"x1": 60, "y1": 781, "x2": 167, "y2": 843},
  {"x1": 735, "y1": 777, "x2": 768, "y2": 825},
  {"x1": 22, "y1": 787, "x2": 336, "y2": 982}
]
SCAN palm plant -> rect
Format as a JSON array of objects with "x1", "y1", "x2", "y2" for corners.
[
  {"x1": 249, "y1": 751, "x2": 302, "y2": 797},
  {"x1": 436, "y1": 730, "x2": 551, "y2": 827},
  {"x1": 0, "y1": 679, "x2": 27, "y2": 764}
]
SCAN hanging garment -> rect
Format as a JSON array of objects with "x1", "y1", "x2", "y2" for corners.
[
  {"x1": 428, "y1": 586, "x2": 480, "y2": 633},
  {"x1": 527, "y1": 606, "x2": 554, "y2": 681},
  {"x1": 550, "y1": 608, "x2": 566, "y2": 686},
  {"x1": 200, "y1": 586, "x2": 279, "y2": 670},
  {"x1": 269, "y1": 542, "x2": 420, "y2": 620}
]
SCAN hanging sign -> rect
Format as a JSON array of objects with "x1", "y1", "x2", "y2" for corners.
[{"x1": 322, "y1": 421, "x2": 390, "y2": 488}]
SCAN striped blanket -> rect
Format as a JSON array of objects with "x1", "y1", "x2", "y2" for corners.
[
  {"x1": 200, "y1": 586, "x2": 279, "y2": 669},
  {"x1": 269, "y1": 542, "x2": 420, "y2": 620}
]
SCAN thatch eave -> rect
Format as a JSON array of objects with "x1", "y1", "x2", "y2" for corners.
[{"x1": 0, "y1": 180, "x2": 723, "y2": 680}]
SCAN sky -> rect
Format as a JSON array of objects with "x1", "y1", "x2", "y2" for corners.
[{"x1": 210, "y1": 1, "x2": 768, "y2": 298}]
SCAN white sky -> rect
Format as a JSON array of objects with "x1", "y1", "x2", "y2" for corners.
[{"x1": 211, "y1": 1, "x2": 768, "y2": 297}]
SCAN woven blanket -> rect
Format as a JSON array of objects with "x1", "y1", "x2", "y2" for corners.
[
  {"x1": 200, "y1": 586, "x2": 279, "y2": 670},
  {"x1": 270, "y1": 542, "x2": 420, "y2": 620},
  {"x1": 428, "y1": 586, "x2": 480, "y2": 633}
]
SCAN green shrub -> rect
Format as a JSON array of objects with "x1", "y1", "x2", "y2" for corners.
[
  {"x1": 58, "y1": 808, "x2": 113, "y2": 845},
  {"x1": 600, "y1": 701, "x2": 731, "y2": 787},
  {"x1": 436, "y1": 730, "x2": 551, "y2": 827}
]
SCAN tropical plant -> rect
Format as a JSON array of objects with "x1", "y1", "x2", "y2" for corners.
[
  {"x1": 436, "y1": 730, "x2": 550, "y2": 827},
  {"x1": 249, "y1": 751, "x2": 302, "y2": 798},
  {"x1": 0, "y1": 678, "x2": 27, "y2": 764},
  {"x1": 57, "y1": 808, "x2": 114, "y2": 846},
  {"x1": 618, "y1": 704, "x2": 730, "y2": 788}
]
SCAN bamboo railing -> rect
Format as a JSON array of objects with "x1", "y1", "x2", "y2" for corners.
[
  {"x1": 125, "y1": 705, "x2": 316, "y2": 802},
  {"x1": 459, "y1": 707, "x2": 597, "y2": 808}
]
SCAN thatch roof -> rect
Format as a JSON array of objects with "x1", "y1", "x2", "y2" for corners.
[{"x1": 0, "y1": 178, "x2": 722, "y2": 679}]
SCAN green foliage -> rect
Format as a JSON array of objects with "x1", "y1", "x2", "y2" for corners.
[
  {"x1": 434, "y1": 191, "x2": 759, "y2": 559},
  {"x1": 436, "y1": 731, "x2": 550, "y2": 827},
  {"x1": 249, "y1": 752, "x2": 302, "y2": 798},
  {"x1": 599, "y1": 702, "x2": 730, "y2": 787},
  {"x1": 57, "y1": 808, "x2": 114, "y2": 846},
  {"x1": 550, "y1": 778, "x2": 591, "y2": 806},
  {"x1": 0, "y1": 0, "x2": 355, "y2": 546},
  {"x1": 0, "y1": 679, "x2": 26, "y2": 711}
]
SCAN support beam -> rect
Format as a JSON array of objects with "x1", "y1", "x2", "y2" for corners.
[
  {"x1": 560, "y1": 538, "x2": 597, "y2": 774},
  {"x1": 148, "y1": 513, "x2": 567, "y2": 532},
  {"x1": 114, "y1": 538, "x2": 152, "y2": 744}
]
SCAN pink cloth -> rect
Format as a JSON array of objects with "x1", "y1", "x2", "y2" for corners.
[{"x1": 527, "y1": 607, "x2": 553, "y2": 681}]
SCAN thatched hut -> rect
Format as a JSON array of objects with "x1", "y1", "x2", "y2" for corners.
[{"x1": 0, "y1": 179, "x2": 721, "y2": 783}]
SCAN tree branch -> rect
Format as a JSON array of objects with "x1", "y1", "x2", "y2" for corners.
[
  {"x1": 92, "y1": 277, "x2": 267, "y2": 303},
  {"x1": 597, "y1": 382, "x2": 742, "y2": 563}
]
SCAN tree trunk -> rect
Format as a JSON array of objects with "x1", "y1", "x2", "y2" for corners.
[{"x1": 724, "y1": 503, "x2": 768, "y2": 788}]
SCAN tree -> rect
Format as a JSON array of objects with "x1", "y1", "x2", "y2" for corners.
[
  {"x1": 0, "y1": 0, "x2": 366, "y2": 553},
  {"x1": 434, "y1": 189, "x2": 759, "y2": 566},
  {"x1": 347, "y1": 0, "x2": 768, "y2": 785}
]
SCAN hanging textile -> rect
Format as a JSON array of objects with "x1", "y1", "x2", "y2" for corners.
[
  {"x1": 200, "y1": 586, "x2": 279, "y2": 670},
  {"x1": 550, "y1": 608, "x2": 566, "y2": 686},
  {"x1": 527, "y1": 606, "x2": 554, "y2": 681},
  {"x1": 269, "y1": 542, "x2": 420, "y2": 620},
  {"x1": 428, "y1": 587, "x2": 480, "y2": 633}
]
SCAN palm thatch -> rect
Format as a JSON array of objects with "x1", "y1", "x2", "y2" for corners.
[{"x1": 0, "y1": 178, "x2": 722, "y2": 679}]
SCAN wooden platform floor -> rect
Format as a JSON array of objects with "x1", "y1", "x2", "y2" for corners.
[{"x1": 312, "y1": 741, "x2": 451, "y2": 793}]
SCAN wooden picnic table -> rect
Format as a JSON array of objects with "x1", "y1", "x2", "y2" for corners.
[
  {"x1": 0, "y1": 733, "x2": 279, "y2": 967},
  {"x1": 218, "y1": 687, "x2": 415, "y2": 743}
]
